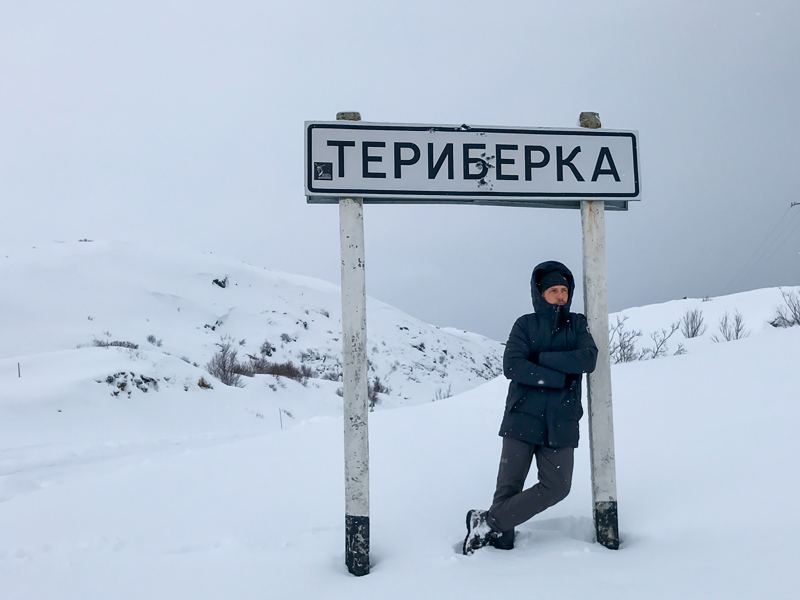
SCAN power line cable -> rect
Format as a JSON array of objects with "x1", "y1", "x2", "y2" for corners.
[
  {"x1": 734, "y1": 207, "x2": 800, "y2": 291},
  {"x1": 722, "y1": 204, "x2": 795, "y2": 295},
  {"x1": 731, "y1": 205, "x2": 800, "y2": 293},
  {"x1": 746, "y1": 208, "x2": 800, "y2": 281}
]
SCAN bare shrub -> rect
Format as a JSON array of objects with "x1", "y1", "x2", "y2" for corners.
[
  {"x1": 680, "y1": 308, "x2": 707, "y2": 338},
  {"x1": 322, "y1": 370, "x2": 342, "y2": 382},
  {"x1": 711, "y1": 311, "x2": 749, "y2": 342},
  {"x1": 260, "y1": 339, "x2": 276, "y2": 357},
  {"x1": 608, "y1": 316, "x2": 643, "y2": 363},
  {"x1": 770, "y1": 290, "x2": 800, "y2": 328},
  {"x1": 433, "y1": 384, "x2": 453, "y2": 401},
  {"x1": 206, "y1": 337, "x2": 244, "y2": 387},
  {"x1": 334, "y1": 378, "x2": 391, "y2": 405},
  {"x1": 233, "y1": 361, "x2": 256, "y2": 378},
  {"x1": 146, "y1": 334, "x2": 163, "y2": 347},
  {"x1": 249, "y1": 359, "x2": 313, "y2": 386},
  {"x1": 93, "y1": 339, "x2": 139, "y2": 349},
  {"x1": 241, "y1": 337, "x2": 321, "y2": 386},
  {"x1": 198, "y1": 377, "x2": 213, "y2": 389},
  {"x1": 783, "y1": 290, "x2": 800, "y2": 323},
  {"x1": 640, "y1": 321, "x2": 680, "y2": 360},
  {"x1": 299, "y1": 349, "x2": 323, "y2": 363},
  {"x1": 368, "y1": 376, "x2": 390, "y2": 409},
  {"x1": 771, "y1": 309, "x2": 794, "y2": 328}
]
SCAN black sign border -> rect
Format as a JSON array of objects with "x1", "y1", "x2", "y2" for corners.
[{"x1": 306, "y1": 123, "x2": 639, "y2": 203}]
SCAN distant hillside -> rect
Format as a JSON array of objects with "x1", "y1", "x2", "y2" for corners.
[{"x1": 1, "y1": 241, "x2": 502, "y2": 406}]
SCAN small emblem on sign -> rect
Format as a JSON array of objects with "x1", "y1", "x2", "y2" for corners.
[{"x1": 314, "y1": 162, "x2": 333, "y2": 180}]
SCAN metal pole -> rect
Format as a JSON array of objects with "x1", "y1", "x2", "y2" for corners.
[
  {"x1": 579, "y1": 112, "x2": 620, "y2": 550},
  {"x1": 337, "y1": 110, "x2": 370, "y2": 576}
]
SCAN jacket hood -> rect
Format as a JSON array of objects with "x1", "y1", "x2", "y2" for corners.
[{"x1": 530, "y1": 261, "x2": 575, "y2": 315}]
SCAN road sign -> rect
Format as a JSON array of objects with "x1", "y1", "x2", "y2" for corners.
[
  {"x1": 313, "y1": 113, "x2": 629, "y2": 575},
  {"x1": 305, "y1": 121, "x2": 640, "y2": 210}
]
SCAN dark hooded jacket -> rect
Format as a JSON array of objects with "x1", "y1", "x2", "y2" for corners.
[{"x1": 498, "y1": 261, "x2": 598, "y2": 448}]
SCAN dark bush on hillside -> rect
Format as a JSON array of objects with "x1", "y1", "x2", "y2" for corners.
[
  {"x1": 250, "y1": 360, "x2": 314, "y2": 385},
  {"x1": 368, "y1": 376, "x2": 390, "y2": 409},
  {"x1": 770, "y1": 290, "x2": 800, "y2": 328},
  {"x1": 608, "y1": 317, "x2": 643, "y2": 363},
  {"x1": 711, "y1": 311, "x2": 749, "y2": 342},
  {"x1": 260, "y1": 339, "x2": 276, "y2": 357},
  {"x1": 205, "y1": 338, "x2": 244, "y2": 387},
  {"x1": 680, "y1": 308, "x2": 706, "y2": 338},
  {"x1": 233, "y1": 362, "x2": 256, "y2": 377},
  {"x1": 322, "y1": 370, "x2": 342, "y2": 382},
  {"x1": 93, "y1": 339, "x2": 139, "y2": 349}
]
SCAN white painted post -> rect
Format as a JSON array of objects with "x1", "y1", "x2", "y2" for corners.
[
  {"x1": 337, "y1": 111, "x2": 370, "y2": 575},
  {"x1": 580, "y1": 112, "x2": 620, "y2": 550}
]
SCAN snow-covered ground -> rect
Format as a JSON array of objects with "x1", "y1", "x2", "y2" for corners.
[{"x1": 1, "y1": 243, "x2": 799, "y2": 599}]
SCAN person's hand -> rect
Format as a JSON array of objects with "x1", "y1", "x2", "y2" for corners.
[{"x1": 564, "y1": 374, "x2": 580, "y2": 390}]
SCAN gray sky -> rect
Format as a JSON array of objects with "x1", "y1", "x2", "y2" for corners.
[{"x1": 2, "y1": 1, "x2": 799, "y2": 341}]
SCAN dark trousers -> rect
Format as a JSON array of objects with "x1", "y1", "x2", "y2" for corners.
[{"x1": 487, "y1": 437, "x2": 574, "y2": 533}]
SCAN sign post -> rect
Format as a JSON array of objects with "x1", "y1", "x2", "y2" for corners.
[
  {"x1": 581, "y1": 197, "x2": 619, "y2": 549},
  {"x1": 579, "y1": 110, "x2": 620, "y2": 549},
  {"x1": 336, "y1": 111, "x2": 371, "y2": 576},
  {"x1": 306, "y1": 115, "x2": 638, "y2": 570}
]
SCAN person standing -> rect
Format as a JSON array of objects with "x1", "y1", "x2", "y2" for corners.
[{"x1": 463, "y1": 261, "x2": 598, "y2": 554}]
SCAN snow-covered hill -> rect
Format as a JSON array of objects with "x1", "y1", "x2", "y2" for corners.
[
  {"x1": 2, "y1": 243, "x2": 799, "y2": 599},
  {"x1": 607, "y1": 286, "x2": 799, "y2": 358},
  {"x1": 1, "y1": 241, "x2": 502, "y2": 413}
]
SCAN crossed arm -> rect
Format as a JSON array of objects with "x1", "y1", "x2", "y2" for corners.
[{"x1": 503, "y1": 316, "x2": 598, "y2": 389}]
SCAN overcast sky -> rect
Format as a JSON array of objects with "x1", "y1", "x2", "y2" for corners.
[{"x1": 2, "y1": 1, "x2": 799, "y2": 341}]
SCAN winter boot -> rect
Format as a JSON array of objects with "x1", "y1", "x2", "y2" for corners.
[
  {"x1": 490, "y1": 528, "x2": 515, "y2": 550},
  {"x1": 485, "y1": 510, "x2": 514, "y2": 550},
  {"x1": 463, "y1": 509, "x2": 497, "y2": 555}
]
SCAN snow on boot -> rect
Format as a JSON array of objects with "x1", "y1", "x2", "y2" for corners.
[{"x1": 463, "y1": 509, "x2": 495, "y2": 555}]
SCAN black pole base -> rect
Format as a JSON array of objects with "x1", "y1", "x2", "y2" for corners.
[
  {"x1": 594, "y1": 500, "x2": 619, "y2": 549},
  {"x1": 345, "y1": 514, "x2": 370, "y2": 576}
]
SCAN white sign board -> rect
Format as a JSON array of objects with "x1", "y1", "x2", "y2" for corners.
[{"x1": 305, "y1": 121, "x2": 640, "y2": 210}]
